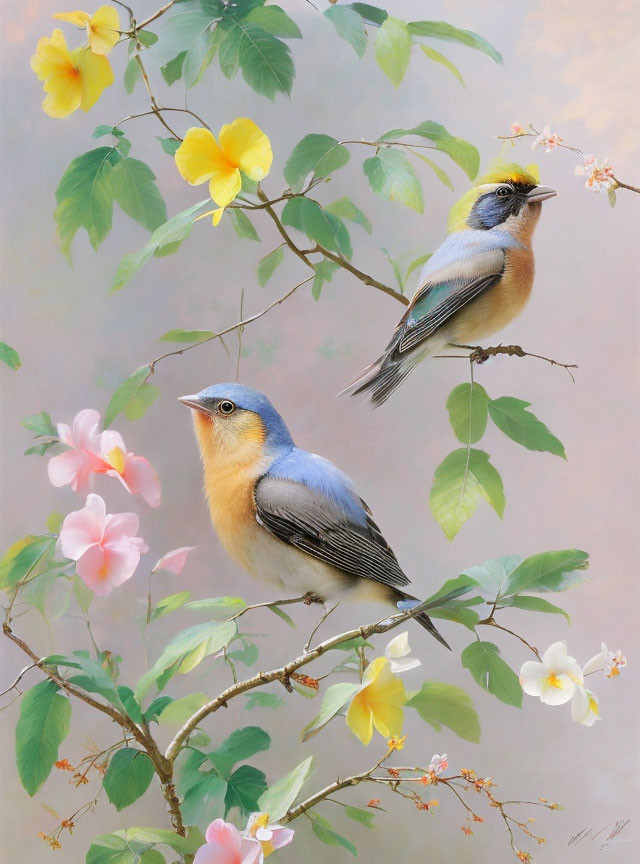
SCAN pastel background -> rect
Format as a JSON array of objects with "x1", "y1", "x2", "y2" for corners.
[{"x1": 1, "y1": 0, "x2": 639, "y2": 861}]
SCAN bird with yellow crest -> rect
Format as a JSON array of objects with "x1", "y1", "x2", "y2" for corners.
[{"x1": 342, "y1": 163, "x2": 557, "y2": 405}]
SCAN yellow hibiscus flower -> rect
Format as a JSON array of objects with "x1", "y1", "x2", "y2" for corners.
[
  {"x1": 174, "y1": 119, "x2": 273, "y2": 225},
  {"x1": 31, "y1": 28, "x2": 114, "y2": 118},
  {"x1": 53, "y1": 5, "x2": 120, "y2": 56},
  {"x1": 346, "y1": 657, "x2": 407, "y2": 745}
]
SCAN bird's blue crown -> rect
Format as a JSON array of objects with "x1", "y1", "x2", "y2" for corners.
[{"x1": 195, "y1": 383, "x2": 294, "y2": 451}]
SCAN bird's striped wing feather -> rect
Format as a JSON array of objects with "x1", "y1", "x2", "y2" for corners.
[{"x1": 254, "y1": 475, "x2": 409, "y2": 589}]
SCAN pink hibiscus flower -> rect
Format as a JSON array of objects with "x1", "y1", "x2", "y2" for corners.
[
  {"x1": 47, "y1": 409, "x2": 106, "y2": 492},
  {"x1": 194, "y1": 819, "x2": 263, "y2": 864},
  {"x1": 245, "y1": 813, "x2": 294, "y2": 857},
  {"x1": 59, "y1": 493, "x2": 148, "y2": 596},
  {"x1": 100, "y1": 429, "x2": 161, "y2": 507}
]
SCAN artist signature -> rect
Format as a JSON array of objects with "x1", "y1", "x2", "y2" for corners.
[{"x1": 568, "y1": 819, "x2": 631, "y2": 851}]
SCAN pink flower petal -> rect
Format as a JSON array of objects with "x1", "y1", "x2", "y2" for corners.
[
  {"x1": 153, "y1": 546, "x2": 197, "y2": 575},
  {"x1": 122, "y1": 454, "x2": 161, "y2": 507},
  {"x1": 72, "y1": 409, "x2": 103, "y2": 451},
  {"x1": 268, "y1": 827, "x2": 294, "y2": 851},
  {"x1": 103, "y1": 511, "x2": 140, "y2": 543},
  {"x1": 75, "y1": 544, "x2": 112, "y2": 596},
  {"x1": 100, "y1": 538, "x2": 144, "y2": 590},
  {"x1": 59, "y1": 494, "x2": 106, "y2": 559},
  {"x1": 100, "y1": 429, "x2": 126, "y2": 455},
  {"x1": 48, "y1": 449, "x2": 88, "y2": 488},
  {"x1": 56, "y1": 422, "x2": 73, "y2": 447},
  {"x1": 205, "y1": 820, "x2": 243, "y2": 850}
]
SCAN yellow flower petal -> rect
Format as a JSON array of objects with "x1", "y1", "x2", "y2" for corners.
[
  {"x1": 42, "y1": 72, "x2": 82, "y2": 118},
  {"x1": 31, "y1": 28, "x2": 72, "y2": 81},
  {"x1": 219, "y1": 117, "x2": 273, "y2": 181},
  {"x1": 53, "y1": 10, "x2": 91, "y2": 28},
  {"x1": 88, "y1": 5, "x2": 120, "y2": 55},
  {"x1": 175, "y1": 128, "x2": 231, "y2": 186},
  {"x1": 75, "y1": 47, "x2": 114, "y2": 111},
  {"x1": 346, "y1": 693, "x2": 374, "y2": 745},
  {"x1": 211, "y1": 208, "x2": 225, "y2": 226},
  {"x1": 208, "y1": 168, "x2": 241, "y2": 208}
]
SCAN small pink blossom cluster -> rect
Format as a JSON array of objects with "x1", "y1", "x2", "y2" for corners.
[
  {"x1": 531, "y1": 125, "x2": 564, "y2": 152},
  {"x1": 428, "y1": 753, "x2": 448, "y2": 776},
  {"x1": 574, "y1": 154, "x2": 616, "y2": 192},
  {"x1": 194, "y1": 815, "x2": 294, "y2": 864}
]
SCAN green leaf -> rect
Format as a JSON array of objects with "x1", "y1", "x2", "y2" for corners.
[
  {"x1": 86, "y1": 827, "x2": 203, "y2": 864},
  {"x1": 257, "y1": 246, "x2": 285, "y2": 285},
  {"x1": 124, "y1": 56, "x2": 141, "y2": 93},
  {"x1": 136, "y1": 620, "x2": 237, "y2": 698},
  {"x1": 380, "y1": 121, "x2": 479, "y2": 180},
  {"x1": 112, "y1": 199, "x2": 210, "y2": 291},
  {"x1": 488, "y1": 396, "x2": 566, "y2": 458},
  {"x1": 137, "y1": 30, "x2": 159, "y2": 47},
  {"x1": 429, "y1": 448, "x2": 505, "y2": 541},
  {"x1": 159, "y1": 329, "x2": 214, "y2": 345},
  {"x1": 309, "y1": 812, "x2": 357, "y2": 856},
  {"x1": 312, "y1": 259, "x2": 340, "y2": 301},
  {"x1": 363, "y1": 148, "x2": 424, "y2": 212},
  {"x1": 54, "y1": 147, "x2": 121, "y2": 259},
  {"x1": 86, "y1": 833, "x2": 136, "y2": 864},
  {"x1": 185, "y1": 596, "x2": 247, "y2": 616},
  {"x1": 407, "y1": 20, "x2": 502, "y2": 64},
  {"x1": 104, "y1": 749, "x2": 155, "y2": 810},
  {"x1": 22, "y1": 410, "x2": 57, "y2": 437},
  {"x1": 117, "y1": 686, "x2": 143, "y2": 724},
  {"x1": 284, "y1": 134, "x2": 351, "y2": 193},
  {"x1": 110, "y1": 158, "x2": 167, "y2": 232},
  {"x1": 375, "y1": 16, "x2": 412, "y2": 86},
  {"x1": 15, "y1": 681, "x2": 71, "y2": 795},
  {"x1": 227, "y1": 19, "x2": 294, "y2": 100},
  {"x1": 180, "y1": 772, "x2": 226, "y2": 826},
  {"x1": 140, "y1": 851, "x2": 165, "y2": 864},
  {"x1": 282, "y1": 198, "x2": 352, "y2": 258},
  {"x1": 608, "y1": 188, "x2": 617, "y2": 208},
  {"x1": 227, "y1": 638, "x2": 259, "y2": 667},
  {"x1": 502, "y1": 549, "x2": 589, "y2": 597},
  {"x1": 224, "y1": 765, "x2": 267, "y2": 817},
  {"x1": 228, "y1": 208, "x2": 260, "y2": 241},
  {"x1": 462, "y1": 554, "x2": 522, "y2": 597},
  {"x1": 93, "y1": 125, "x2": 126, "y2": 140},
  {"x1": 499, "y1": 594, "x2": 570, "y2": 622},
  {"x1": 244, "y1": 692, "x2": 284, "y2": 710},
  {"x1": 325, "y1": 196, "x2": 372, "y2": 233},
  {"x1": 324, "y1": 5, "x2": 367, "y2": 57},
  {"x1": 209, "y1": 726, "x2": 271, "y2": 777},
  {"x1": 407, "y1": 681, "x2": 480, "y2": 741},
  {"x1": 446, "y1": 382, "x2": 490, "y2": 444},
  {"x1": 411, "y1": 150, "x2": 454, "y2": 189},
  {"x1": 184, "y1": 26, "x2": 220, "y2": 88},
  {"x1": 24, "y1": 441, "x2": 58, "y2": 457},
  {"x1": 104, "y1": 365, "x2": 159, "y2": 427},
  {"x1": 266, "y1": 603, "x2": 296, "y2": 627},
  {"x1": 0, "y1": 341, "x2": 21, "y2": 370},
  {"x1": 161, "y1": 51, "x2": 186, "y2": 85},
  {"x1": 246, "y1": 5, "x2": 301, "y2": 38},
  {"x1": 461, "y1": 641, "x2": 522, "y2": 707},
  {"x1": 301, "y1": 682, "x2": 360, "y2": 742},
  {"x1": 0, "y1": 535, "x2": 55, "y2": 590},
  {"x1": 419, "y1": 43, "x2": 464, "y2": 85},
  {"x1": 150, "y1": 591, "x2": 192, "y2": 622},
  {"x1": 258, "y1": 755, "x2": 313, "y2": 822},
  {"x1": 349, "y1": 3, "x2": 388, "y2": 26},
  {"x1": 422, "y1": 575, "x2": 482, "y2": 631},
  {"x1": 405, "y1": 251, "x2": 432, "y2": 280},
  {"x1": 158, "y1": 692, "x2": 209, "y2": 726},
  {"x1": 143, "y1": 696, "x2": 173, "y2": 724},
  {"x1": 344, "y1": 805, "x2": 375, "y2": 827}
]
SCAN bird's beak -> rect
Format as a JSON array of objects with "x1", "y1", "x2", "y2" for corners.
[
  {"x1": 178, "y1": 394, "x2": 207, "y2": 413},
  {"x1": 527, "y1": 185, "x2": 557, "y2": 203}
]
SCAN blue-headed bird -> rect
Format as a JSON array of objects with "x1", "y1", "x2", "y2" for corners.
[
  {"x1": 179, "y1": 383, "x2": 449, "y2": 648},
  {"x1": 342, "y1": 164, "x2": 557, "y2": 405}
]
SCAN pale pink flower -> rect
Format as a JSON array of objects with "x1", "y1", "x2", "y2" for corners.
[
  {"x1": 194, "y1": 819, "x2": 263, "y2": 864},
  {"x1": 574, "y1": 154, "x2": 616, "y2": 191},
  {"x1": 531, "y1": 125, "x2": 564, "y2": 152},
  {"x1": 152, "y1": 546, "x2": 197, "y2": 575},
  {"x1": 47, "y1": 409, "x2": 106, "y2": 492},
  {"x1": 428, "y1": 754, "x2": 448, "y2": 776},
  {"x1": 511, "y1": 122, "x2": 525, "y2": 135},
  {"x1": 59, "y1": 494, "x2": 148, "y2": 596},
  {"x1": 100, "y1": 429, "x2": 161, "y2": 507},
  {"x1": 245, "y1": 813, "x2": 294, "y2": 857}
]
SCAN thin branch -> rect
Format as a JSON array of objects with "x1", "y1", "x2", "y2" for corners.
[
  {"x1": 0, "y1": 660, "x2": 42, "y2": 697},
  {"x1": 612, "y1": 176, "x2": 640, "y2": 194},
  {"x1": 134, "y1": 54, "x2": 182, "y2": 139},
  {"x1": 136, "y1": 0, "x2": 176, "y2": 30},
  {"x1": 113, "y1": 107, "x2": 211, "y2": 134},
  {"x1": 477, "y1": 617, "x2": 541, "y2": 661},
  {"x1": 229, "y1": 592, "x2": 324, "y2": 622},
  {"x1": 436, "y1": 343, "x2": 577, "y2": 382},
  {"x1": 145, "y1": 276, "x2": 314, "y2": 381}
]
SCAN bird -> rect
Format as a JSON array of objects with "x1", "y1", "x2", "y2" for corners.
[
  {"x1": 341, "y1": 163, "x2": 557, "y2": 406},
  {"x1": 179, "y1": 383, "x2": 449, "y2": 648}
]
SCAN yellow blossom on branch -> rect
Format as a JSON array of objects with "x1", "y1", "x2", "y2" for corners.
[
  {"x1": 346, "y1": 656, "x2": 406, "y2": 745},
  {"x1": 31, "y1": 29, "x2": 114, "y2": 118},
  {"x1": 175, "y1": 119, "x2": 273, "y2": 225},
  {"x1": 53, "y1": 6, "x2": 120, "y2": 55}
]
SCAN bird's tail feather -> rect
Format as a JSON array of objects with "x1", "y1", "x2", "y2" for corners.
[
  {"x1": 338, "y1": 354, "x2": 421, "y2": 407},
  {"x1": 395, "y1": 590, "x2": 450, "y2": 650}
]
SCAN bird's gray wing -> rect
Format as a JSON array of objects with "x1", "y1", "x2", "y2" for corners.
[{"x1": 254, "y1": 475, "x2": 410, "y2": 589}]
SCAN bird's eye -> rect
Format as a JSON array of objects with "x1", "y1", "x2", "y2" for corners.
[
  {"x1": 218, "y1": 400, "x2": 236, "y2": 415},
  {"x1": 496, "y1": 185, "x2": 512, "y2": 198}
]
